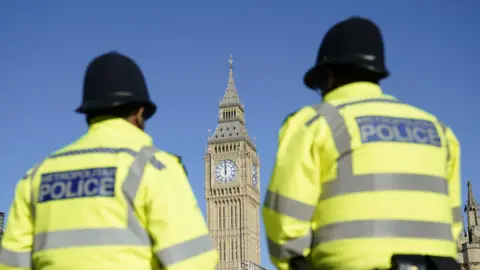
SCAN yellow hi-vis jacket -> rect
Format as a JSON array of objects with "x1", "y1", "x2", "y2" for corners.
[
  {"x1": 263, "y1": 82, "x2": 462, "y2": 270},
  {"x1": 0, "y1": 118, "x2": 218, "y2": 270}
]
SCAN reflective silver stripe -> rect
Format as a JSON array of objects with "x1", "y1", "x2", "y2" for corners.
[
  {"x1": 312, "y1": 220, "x2": 453, "y2": 246},
  {"x1": 264, "y1": 190, "x2": 316, "y2": 221},
  {"x1": 122, "y1": 146, "x2": 157, "y2": 244},
  {"x1": 307, "y1": 103, "x2": 353, "y2": 178},
  {"x1": 156, "y1": 234, "x2": 215, "y2": 267},
  {"x1": 453, "y1": 207, "x2": 462, "y2": 223},
  {"x1": 267, "y1": 233, "x2": 312, "y2": 260},
  {"x1": 0, "y1": 248, "x2": 31, "y2": 268},
  {"x1": 34, "y1": 146, "x2": 157, "y2": 251},
  {"x1": 320, "y1": 174, "x2": 449, "y2": 200},
  {"x1": 34, "y1": 226, "x2": 148, "y2": 250}
]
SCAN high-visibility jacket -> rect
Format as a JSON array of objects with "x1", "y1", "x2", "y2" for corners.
[
  {"x1": 0, "y1": 118, "x2": 218, "y2": 270},
  {"x1": 263, "y1": 82, "x2": 461, "y2": 270}
]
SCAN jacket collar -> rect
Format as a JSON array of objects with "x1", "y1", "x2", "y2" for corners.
[
  {"x1": 88, "y1": 118, "x2": 153, "y2": 145},
  {"x1": 323, "y1": 82, "x2": 389, "y2": 103}
]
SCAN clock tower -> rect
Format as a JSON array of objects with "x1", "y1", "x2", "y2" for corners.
[{"x1": 204, "y1": 55, "x2": 262, "y2": 269}]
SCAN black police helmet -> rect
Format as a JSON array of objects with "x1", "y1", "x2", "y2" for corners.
[
  {"x1": 304, "y1": 16, "x2": 390, "y2": 90},
  {"x1": 76, "y1": 51, "x2": 157, "y2": 119}
]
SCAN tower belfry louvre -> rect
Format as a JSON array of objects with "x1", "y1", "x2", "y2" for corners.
[{"x1": 204, "y1": 55, "x2": 265, "y2": 270}]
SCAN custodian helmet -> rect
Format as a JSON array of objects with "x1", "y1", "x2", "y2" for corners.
[
  {"x1": 76, "y1": 51, "x2": 157, "y2": 119},
  {"x1": 304, "y1": 16, "x2": 390, "y2": 90}
]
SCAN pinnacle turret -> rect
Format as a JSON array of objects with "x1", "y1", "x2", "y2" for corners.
[
  {"x1": 457, "y1": 181, "x2": 480, "y2": 268},
  {"x1": 467, "y1": 180, "x2": 479, "y2": 211}
]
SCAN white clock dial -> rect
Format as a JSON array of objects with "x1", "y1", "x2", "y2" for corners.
[
  {"x1": 215, "y1": 159, "x2": 237, "y2": 183},
  {"x1": 251, "y1": 163, "x2": 258, "y2": 186}
]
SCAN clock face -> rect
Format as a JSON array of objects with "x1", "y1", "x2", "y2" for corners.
[
  {"x1": 251, "y1": 163, "x2": 258, "y2": 186},
  {"x1": 215, "y1": 159, "x2": 237, "y2": 183}
]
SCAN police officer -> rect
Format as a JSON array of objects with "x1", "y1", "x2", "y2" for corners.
[
  {"x1": 0, "y1": 52, "x2": 218, "y2": 270},
  {"x1": 263, "y1": 17, "x2": 462, "y2": 270}
]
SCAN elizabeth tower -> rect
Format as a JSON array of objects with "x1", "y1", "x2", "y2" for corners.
[{"x1": 204, "y1": 55, "x2": 261, "y2": 269}]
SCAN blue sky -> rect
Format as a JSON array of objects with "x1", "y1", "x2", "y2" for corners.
[{"x1": 1, "y1": 1, "x2": 477, "y2": 269}]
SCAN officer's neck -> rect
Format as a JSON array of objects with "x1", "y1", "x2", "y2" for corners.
[
  {"x1": 126, "y1": 115, "x2": 145, "y2": 130},
  {"x1": 321, "y1": 81, "x2": 350, "y2": 97}
]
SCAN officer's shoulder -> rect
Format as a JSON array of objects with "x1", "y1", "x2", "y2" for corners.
[
  {"x1": 20, "y1": 162, "x2": 43, "y2": 182},
  {"x1": 21, "y1": 143, "x2": 76, "y2": 181},
  {"x1": 46, "y1": 140, "x2": 80, "y2": 158},
  {"x1": 152, "y1": 150, "x2": 188, "y2": 175},
  {"x1": 393, "y1": 98, "x2": 438, "y2": 121},
  {"x1": 406, "y1": 103, "x2": 452, "y2": 130},
  {"x1": 281, "y1": 104, "x2": 322, "y2": 128},
  {"x1": 281, "y1": 105, "x2": 319, "y2": 125},
  {"x1": 436, "y1": 120, "x2": 459, "y2": 145},
  {"x1": 20, "y1": 167, "x2": 35, "y2": 181}
]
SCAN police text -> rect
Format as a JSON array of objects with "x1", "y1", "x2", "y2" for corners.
[
  {"x1": 356, "y1": 116, "x2": 441, "y2": 147},
  {"x1": 38, "y1": 167, "x2": 117, "y2": 203}
]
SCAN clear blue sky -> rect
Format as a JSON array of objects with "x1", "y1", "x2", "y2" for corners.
[{"x1": 1, "y1": 2, "x2": 477, "y2": 269}]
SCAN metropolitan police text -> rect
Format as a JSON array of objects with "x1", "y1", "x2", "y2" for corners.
[
  {"x1": 38, "y1": 167, "x2": 117, "y2": 203},
  {"x1": 356, "y1": 116, "x2": 442, "y2": 147}
]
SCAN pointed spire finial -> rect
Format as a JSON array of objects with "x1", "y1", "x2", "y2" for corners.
[
  {"x1": 228, "y1": 54, "x2": 233, "y2": 68},
  {"x1": 228, "y1": 54, "x2": 234, "y2": 82},
  {"x1": 226, "y1": 54, "x2": 235, "y2": 90},
  {"x1": 219, "y1": 53, "x2": 241, "y2": 107}
]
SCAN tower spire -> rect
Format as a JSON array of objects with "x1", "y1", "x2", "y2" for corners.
[
  {"x1": 465, "y1": 180, "x2": 480, "y2": 231},
  {"x1": 208, "y1": 54, "x2": 255, "y2": 150},
  {"x1": 220, "y1": 54, "x2": 241, "y2": 107},
  {"x1": 467, "y1": 180, "x2": 478, "y2": 210}
]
